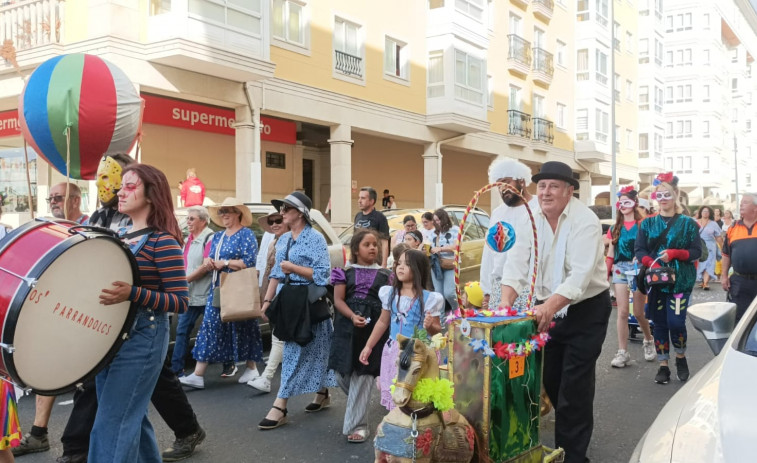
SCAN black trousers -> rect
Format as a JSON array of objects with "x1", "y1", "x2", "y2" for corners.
[
  {"x1": 61, "y1": 356, "x2": 199, "y2": 456},
  {"x1": 541, "y1": 290, "x2": 611, "y2": 463},
  {"x1": 729, "y1": 275, "x2": 757, "y2": 322}
]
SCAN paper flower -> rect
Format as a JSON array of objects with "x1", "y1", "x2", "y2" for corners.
[
  {"x1": 431, "y1": 333, "x2": 447, "y2": 350},
  {"x1": 617, "y1": 185, "x2": 636, "y2": 197},
  {"x1": 469, "y1": 338, "x2": 487, "y2": 352},
  {"x1": 412, "y1": 378, "x2": 455, "y2": 411},
  {"x1": 653, "y1": 172, "x2": 674, "y2": 186}
]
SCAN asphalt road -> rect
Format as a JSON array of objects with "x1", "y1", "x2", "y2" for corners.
[{"x1": 15, "y1": 285, "x2": 726, "y2": 463}]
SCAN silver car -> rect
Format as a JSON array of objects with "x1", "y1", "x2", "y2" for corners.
[{"x1": 630, "y1": 296, "x2": 757, "y2": 462}]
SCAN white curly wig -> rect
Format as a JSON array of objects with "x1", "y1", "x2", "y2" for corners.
[{"x1": 488, "y1": 158, "x2": 532, "y2": 185}]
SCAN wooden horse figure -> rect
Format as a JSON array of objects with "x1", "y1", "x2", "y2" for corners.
[{"x1": 374, "y1": 335, "x2": 477, "y2": 463}]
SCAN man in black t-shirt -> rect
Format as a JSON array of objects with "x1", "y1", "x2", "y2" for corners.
[
  {"x1": 381, "y1": 189, "x2": 390, "y2": 209},
  {"x1": 354, "y1": 186, "x2": 390, "y2": 267}
]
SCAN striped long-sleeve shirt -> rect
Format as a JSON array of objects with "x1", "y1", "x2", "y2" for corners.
[{"x1": 128, "y1": 232, "x2": 189, "y2": 314}]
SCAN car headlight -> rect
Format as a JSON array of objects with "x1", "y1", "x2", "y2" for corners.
[{"x1": 628, "y1": 429, "x2": 649, "y2": 463}]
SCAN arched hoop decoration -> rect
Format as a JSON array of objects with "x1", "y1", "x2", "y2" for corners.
[{"x1": 453, "y1": 183, "x2": 539, "y2": 313}]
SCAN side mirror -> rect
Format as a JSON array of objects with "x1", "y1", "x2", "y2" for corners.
[{"x1": 688, "y1": 302, "x2": 737, "y2": 355}]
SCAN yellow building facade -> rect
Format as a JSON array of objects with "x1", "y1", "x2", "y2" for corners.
[{"x1": 0, "y1": 0, "x2": 632, "y2": 228}]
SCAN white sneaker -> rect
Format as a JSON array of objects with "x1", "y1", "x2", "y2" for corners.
[
  {"x1": 610, "y1": 349, "x2": 631, "y2": 368},
  {"x1": 642, "y1": 339, "x2": 656, "y2": 361},
  {"x1": 238, "y1": 368, "x2": 260, "y2": 384},
  {"x1": 247, "y1": 376, "x2": 271, "y2": 393},
  {"x1": 179, "y1": 373, "x2": 205, "y2": 389}
]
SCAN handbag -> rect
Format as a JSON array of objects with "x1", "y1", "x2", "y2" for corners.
[
  {"x1": 644, "y1": 257, "x2": 676, "y2": 287},
  {"x1": 636, "y1": 215, "x2": 679, "y2": 293},
  {"x1": 436, "y1": 234, "x2": 455, "y2": 270},
  {"x1": 220, "y1": 267, "x2": 262, "y2": 322}
]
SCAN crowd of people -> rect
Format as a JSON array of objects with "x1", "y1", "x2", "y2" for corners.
[{"x1": 0, "y1": 154, "x2": 754, "y2": 463}]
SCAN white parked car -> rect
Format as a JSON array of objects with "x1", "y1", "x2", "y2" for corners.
[{"x1": 629, "y1": 296, "x2": 757, "y2": 462}]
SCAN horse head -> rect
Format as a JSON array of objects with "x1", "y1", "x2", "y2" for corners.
[{"x1": 392, "y1": 334, "x2": 436, "y2": 407}]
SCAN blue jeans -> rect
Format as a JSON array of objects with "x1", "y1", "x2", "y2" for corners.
[
  {"x1": 432, "y1": 269, "x2": 458, "y2": 311},
  {"x1": 90, "y1": 310, "x2": 169, "y2": 463},
  {"x1": 170, "y1": 305, "x2": 204, "y2": 374}
]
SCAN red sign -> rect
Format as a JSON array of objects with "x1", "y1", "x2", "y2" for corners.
[
  {"x1": 141, "y1": 93, "x2": 296, "y2": 144},
  {"x1": 0, "y1": 110, "x2": 21, "y2": 138}
]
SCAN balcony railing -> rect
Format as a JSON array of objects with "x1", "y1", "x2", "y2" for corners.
[
  {"x1": 1, "y1": 0, "x2": 65, "y2": 53},
  {"x1": 532, "y1": 0, "x2": 554, "y2": 10},
  {"x1": 335, "y1": 50, "x2": 363, "y2": 78},
  {"x1": 533, "y1": 118, "x2": 554, "y2": 144},
  {"x1": 507, "y1": 34, "x2": 532, "y2": 67},
  {"x1": 508, "y1": 109, "x2": 532, "y2": 138},
  {"x1": 532, "y1": 48, "x2": 554, "y2": 76}
]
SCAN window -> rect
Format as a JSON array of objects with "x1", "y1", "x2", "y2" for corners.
[
  {"x1": 533, "y1": 94, "x2": 545, "y2": 117},
  {"x1": 595, "y1": 49, "x2": 608, "y2": 85},
  {"x1": 655, "y1": 39, "x2": 663, "y2": 65},
  {"x1": 639, "y1": 39, "x2": 649, "y2": 57},
  {"x1": 188, "y1": 0, "x2": 262, "y2": 35},
  {"x1": 665, "y1": 86, "x2": 673, "y2": 104},
  {"x1": 655, "y1": 86, "x2": 663, "y2": 112},
  {"x1": 577, "y1": 49, "x2": 589, "y2": 80},
  {"x1": 509, "y1": 85, "x2": 521, "y2": 110},
  {"x1": 684, "y1": 156, "x2": 692, "y2": 173},
  {"x1": 703, "y1": 84, "x2": 710, "y2": 102},
  {"x1": 703, "y1": 156, "x2": 710, "y2": 171},
  {"x1": 684, "y1": 84, "x2": 692, "y2": 101},
  {"x1": 149, "y1": 0, "x2": 171, "y2": 15},
  {"x1": 454, "y1": 50, "x2": 484, "y2": 104},
  {"x1": 384, "y1": 37, "x2": 408, "y2": 80},
  {"x1": 272, "y1": 0, "x2": 306, "y2": 47},
  {"x1": 614, "y1": 73, "x2": 620, "y2": 102},
  {"x1": 487, "y1": 0, "x2": 495, "y2": 31},
  {"x1": 625, "y1": 31, "x2": 633, "y2": 52},
  {"x1": 556, "y1": 40, "x2": 566, "y2": 67},
  {"x1": 665, "y1": 157, "x2": 673, "y2": 170},
  {"x1": 625, "y1": 80, "x2": 633, "y2": 101},
  {"x1": 665, "y1": 50, "x2": 673, "y2": 67},
  {"x1": 731, "y1": 48, "x2": 738, "y2": 63},
  {"x1": 684, "y1": 48, "x2": 692, "y2": 66},
  {"x1": 509, "y1": 13, "x2": 522, "y2": 35},
  {"x1": 596, "y1": 0, "x2": 609, "y2": 26},
  {"x1": 487, "y1": 75, "x2": 493, "y2": 108},
  {"x1": 615, "y1": 125, "x2": 620, "y2": 152},
  {"x1": 747, "y1": 120, "x2": 752, "y2": 132},
  {"x1": 626, "y1": 129, "x2": 633, "y2": 150},
  {"x1": 703, "y1": 121, "x2": 710, "y2": 138},
  {"x1": 595, "y1": 108, "x2": 609, "y2": 142},
  {"x1": 703, "y1": 13, "x2": 710, "y2": 29},
  {"x1": 639, "y1": 86, "x2": 649, "y2": 110},
  {"x1": 732, "y1": 77, "x2": 739, "y2": 94},
  {"x1": 334, "y1": 17, "x2": 362, "y2": 77},
  {"x1": 576, "y1": 108, "x2": 589, "y2": 140},
  {"x1": 557, "y1": 102, "x2": 566, "y2": 129},
  {"x1": 456, "y1": 0, "x2": 485, "y2": 21},
  {"x1": 675, "y1": 85, "x2": 683, "y2": 102},
  {"x1": 684, "y1": 13, "x2": 692, "y2": 30},
  {"x1": 427, "y1": 50, "x2": 444, "y2": 97},
  {"x1": 703, "y1": 49, "x2": 710, "y2": 65},
  {"x1": 675, "y1": 120, "x2": 683, "y2": 138},
  {"x1": 666, "y1": 121, "x2": 673, "y2": 138},
  {"x1": 613, "y1": 22, "x2": 621, "y2": 51},
  {"x1": 639, "y1": 133, "x2": 649, "y2": 157},
  {"x1": 534, "y1": 27, "x2": 545, "y2": 49},
  {"x1": 577, "y1": 0, "x2": 589, "y2": 21},
  {"x1": 0, "y1": 148, "x2": 37, "y2": 212},
  {"x1": 684, "y1": 120, "x2": 692, "y2": 137},
  {"x1": 666, "y1": 15, "x2": 673, "y2": 32},
  {"x1": 266, "y1": 152, "x2": 286, "y2": 169},
  {"x1": 655, "y1": 133, "x2": 663, "y2": 154}
]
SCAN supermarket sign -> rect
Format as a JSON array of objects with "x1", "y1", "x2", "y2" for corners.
[
  {"x1": 141, "y1": 93, "x2": 297, "y2": 144},
  {"x1": 0, "y1": 110, "x2": 21, "y2": 138}
]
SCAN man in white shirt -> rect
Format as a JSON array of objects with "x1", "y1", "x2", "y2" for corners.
[
  {"x1": 500, "y1": 161, "x2": 610, "y2": 463},
  {"x1": 479, "y1": 158, "x2": 539, "y2": 310}
]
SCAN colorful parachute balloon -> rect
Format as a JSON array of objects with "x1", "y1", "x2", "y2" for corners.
[
  {"x1": 486, "y1": 221, "x2": 516, "y2": 253},
  {"x1": 18, "y1": 54, "x2": 143, "y2": 180}
]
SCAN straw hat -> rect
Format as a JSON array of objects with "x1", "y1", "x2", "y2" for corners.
[
  {"x1": 208, "y1": 197, "x2": 253, "y2": 227},
  {"x1": 258, "y1": 211, "x2": 285, "y2": 234}
]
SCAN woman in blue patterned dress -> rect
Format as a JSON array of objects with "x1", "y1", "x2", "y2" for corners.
[
  {"x1": 180, "y1": 198, "x2": 263, "y2": 390},
  {"x1": 695, "y1": 206, "x2": 723, "y2": 290},
  {"x1": 258, "y1": 192, "x2": 337, "y2": 430}
]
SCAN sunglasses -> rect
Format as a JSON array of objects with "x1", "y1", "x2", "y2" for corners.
[
  {"x1": 652, "y1": 191, "x2": 674, "y2": 201},
  {"x1": 187, "y1": 216, "x2": 203, "y2": 222},
  {"x1": 268, "y1": 217, "x2": 284, "y2": 226},
  {"x1": 280, "y1": 205, "x2": 294, "y2": 213},
  {"x1": 218, "y1": 208, "x2": 238, "y2": 215},
  {"x1": 46, "y1": 195, "x2": 65, "y2": 204},
  {"x1": 616, "y1": 200, "x2": 636, "y2": 209}
]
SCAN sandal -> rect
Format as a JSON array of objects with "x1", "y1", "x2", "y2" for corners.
[
  {"x1": 347, "y1": 426, "x2": 369, "y2": 443},
  {"x1": 305, "y1": 389, "x2": 330, "y2": 413},
  {"x1": 258, "y1": 405, "x2": 288, "y2": 430}
]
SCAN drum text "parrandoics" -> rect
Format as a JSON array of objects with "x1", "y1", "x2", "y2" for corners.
[{"x1": 53, "y1": 302, "x2": 112, "y2": 336}]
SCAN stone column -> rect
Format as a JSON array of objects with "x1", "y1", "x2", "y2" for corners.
[
  {"x1": 235, "y1": 106, "x2": 255, "y2": 201},
  {"x1": 328, "y1": 124, "x2": 353, "y2": 231},
  {"x1": 422, "y1": 143, "x2": 442, "y2": 209},
  {"x1": 578, "y1": 171, "x2": 592, "y2": 204}
]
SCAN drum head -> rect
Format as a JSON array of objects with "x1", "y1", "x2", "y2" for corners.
[{"x1": 11, "y1": 236, "x2": 136, "y2": 394}]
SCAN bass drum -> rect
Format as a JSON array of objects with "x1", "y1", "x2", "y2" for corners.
[{"x1": 0, "y1": 219, "x2": 139, "y2": 395}]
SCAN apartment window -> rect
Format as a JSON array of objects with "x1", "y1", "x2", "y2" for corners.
[
  {"x1": 557, "y1": 103, "x2": 566, "y2": 129},
  {"x1": 509, "y1": 13, "x2": 522, "y2": 35},
  {"x1": 732, "y1": 77, "x2": 739, "y2": 94},
  {"x1": 703, "y1": 13, "x2": 710, "y2": 29},
  {"x1": 675, "y1": 85, "x2": 683, "y2": 102},
  {"x1": 665, "y1": 50, "x2": 673, "y2": 67},
  {"x1": 625, "y1": 31, "x2": 633, "y2": 52},
  {"x1": 595, "y1": 50, "x2": 608, "y2": 85},
  {"x1": 613, "y1": 22, "x2": 621, "y2": 51},
  {"x1": 427, "y1": 50, "x2": 444, "y2": 98},
  {"x1": 665, "y1": 86, "x2": 673, "y2": 104},
  {"x1": 685, "y1": 84, "x2": 692, "y2": 101},
  {"x1": 703, "y1": 156, "x2": 710, "y2": 172},
  {"x1": 614, "y1": 125, "x2": 621, "y2": 152},
  {"x1": 655, "y1": 132, "x2": 663, "y2": 154},
  {"x1": 626, "y1": 129, "x2": 633, "y2": 150},
  {"x1": 639, "y1": 133, "x2": 649, "y2": 157},
  {"x1": 639, "y1": 86, "x2": 649, "y2": 110},
  {"x1": 334, "y1": 17, "x2": 363, "y2": 77},
  {"x1": 456, "y1": 0, "x2": 485, "y2": 21},
  {"x1": 731, "y1": 48, "x2": 738, "y2": 63},
  {"x1": 614, "y1": 73, "x2": 620, "y2": 102},
  {"x1": 487, "y1": 75, "x2": 494, "y2": 108},
  {"x1": 577, "y1": 0, "x2": 589, "y2": 21},
  {"x1": 625, "y1": 79, "x2": 633, "y2": 101},
  {"x1": 509, "y1": 85, "x2": 522, "y2": 111},
  {"x1": 684, "y1": 48, "x2": 692, "y2": 66},
  {"x1": 733, "y1": 108, "x2": 739, "y2": 123},
  {"x1": 655, "y1": 86, "x2": 663, "y2": 112},
  {"x1": 684, "y1": 156, "x2": 692, "y2": 173},
  {"x1": 454, "y1": 50, "x2": 484, "y2": 104},
  {"x1": 595, "y1": 108, "x2": 609, "y2": 142},
  {"x1": 596, "y1": 0, "x2": 609, "y2": 27},
  {"x1": 577, "y1": 49, "x2": 589, "y2": 80},
  {"x1": 684, "y1": 120, "x2": 692, "y2": 137},
  {"x1": 576, "y1": 108, "x2": 589, "y2": 140},
  {"x1": 533, "y1": 94, "x2": 545, "y2": 117},
  {"x1": 703, "y1": 49, "x2": 710, "y2": 65},
  {"x1": 684, "y1": 13, "x2": 692, "y2": 30},
  {"x1": 188, "y1": 0, "x2": 262, "y2": 35},
  {"x1": 655, "y1": 39, "x2": 663, "y2": 65},
  {"x1": 703, "y1": 85, "x2": 710, "y2": 102},
  {"x1": 487, "y1": 0, "x2": 495, "y2": 31},
  {"x1": 149, "y1": 0, "x2": 171, "y2": 15},
  {"x1": 747, "y1": 120, "x2": 752, "y2": 132},
  {"x1": 666, "y1": 15, "x2": 673, "y2": 33},
  {"x1": 676, "y1": 49, "x2": 684, "y2": 66},
  {"x1": 666, "y1": 122, "x2": 673, "y2": 138},
  {"x1": 665, "y1": 157, "x2": 673, "y2": 170},
  {"x1": 703, "y1": 121, "x2": 710, "y2": 138},
  {"x1": 384, "y1": 37, "x2": 408, "y2": 80},
  {"x1": 272, "y1": 0, "x2": 306, "y2": 47},
  {"x1": 556, "y1": 40, "x2": 566, "y2": 67},
  {"x1": 639, "y1": 39, "x2": 649, "y2": 57}
]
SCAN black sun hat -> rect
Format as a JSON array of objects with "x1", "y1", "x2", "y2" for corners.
[
  {"x1": 531, "y1": 161, "x2": 580, "y2": 190},
  {"x1": 271, "y1": 191, "x2": 313, "y2": 224}
]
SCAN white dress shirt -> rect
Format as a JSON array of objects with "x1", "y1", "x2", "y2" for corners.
[
  {"x1": 479, "y1": 197, "x2": 539, "y2": 294},
  {"x1": 502, "y1": 197, "x2": 608, "y2": 305}
]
